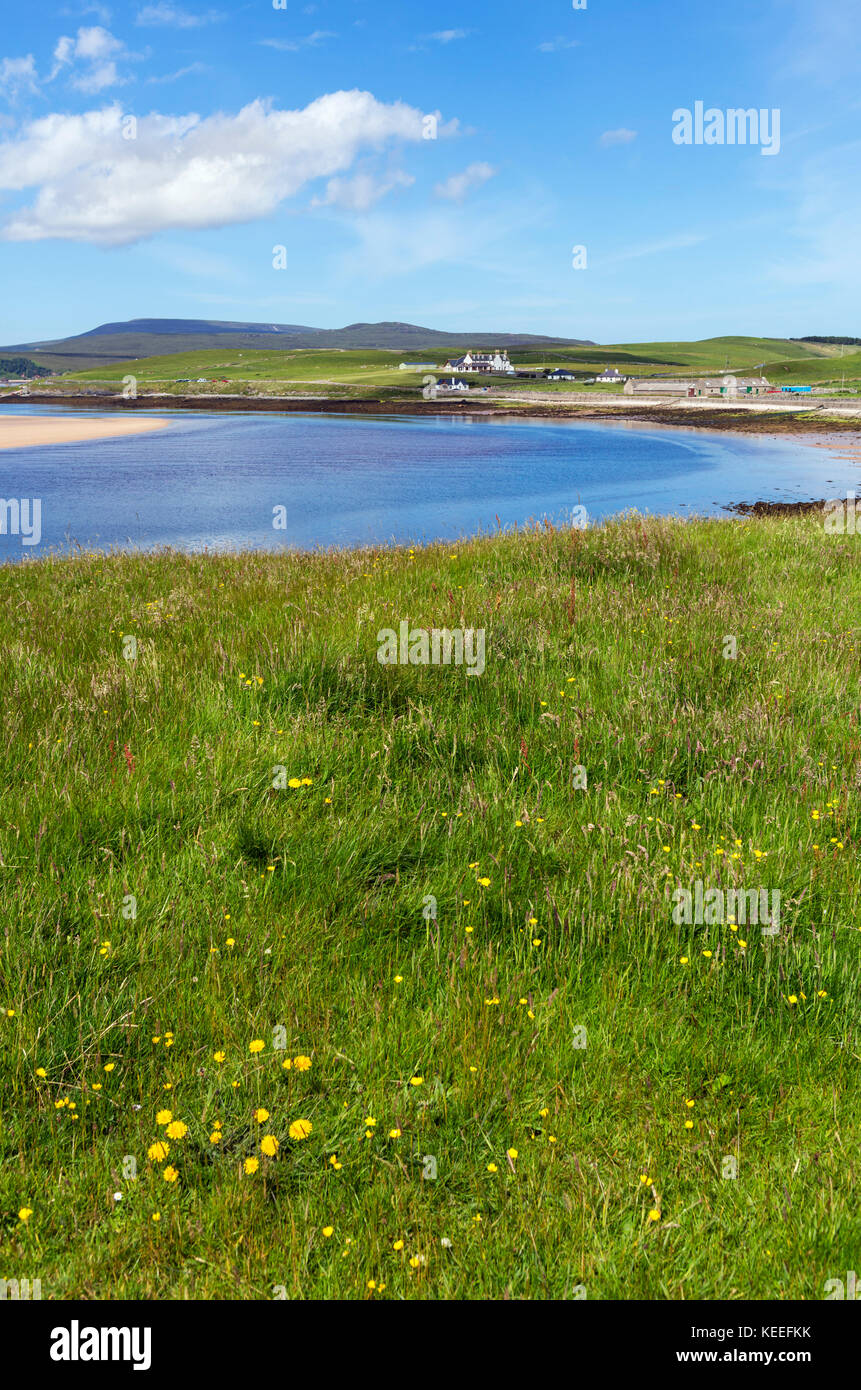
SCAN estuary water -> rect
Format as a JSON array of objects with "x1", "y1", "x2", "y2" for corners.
[{"x1": 0, "y1": 406, "x2": 856, "y2": 562}]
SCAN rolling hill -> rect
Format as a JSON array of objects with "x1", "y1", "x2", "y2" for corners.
[{"x1": 0, "y1": 318, "x2": 596, "y2": 373}]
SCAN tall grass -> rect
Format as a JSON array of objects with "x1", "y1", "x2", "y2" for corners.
[{"x1": 0, "y1": 512, "x2": 858, "y2": 1299}]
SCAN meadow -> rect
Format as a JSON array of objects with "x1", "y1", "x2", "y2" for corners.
[{"x1": 0, "y1": 511, "x2": 858, "y2": 1300}]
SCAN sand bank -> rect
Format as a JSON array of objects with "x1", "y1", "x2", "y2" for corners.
[{"x1": 0, "y1": 414, "x2": 169, "y2": 450}]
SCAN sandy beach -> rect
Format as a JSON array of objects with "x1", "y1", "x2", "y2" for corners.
[{"x1": 0, "y1": 414, "x2": 169, "y2": 449}]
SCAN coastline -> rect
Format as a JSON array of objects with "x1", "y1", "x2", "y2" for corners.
[
  {"x1": 2, "y1": 391, "x2": 861, "y2": 438},
  {"x1": 0, "y1": 413, "x2": 170, "y2": 449}
]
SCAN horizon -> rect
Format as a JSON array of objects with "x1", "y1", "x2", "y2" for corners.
[{"x1": 0, "y1": 0, "x2": 858, "y2": 344}]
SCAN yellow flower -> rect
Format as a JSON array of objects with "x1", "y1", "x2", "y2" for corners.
[
  {"x1": 162, "y1": 1166, "x2": 179, "y2": 1183},
  {"x1": 787, "y1": 995, "x2": 798, "y2": 1005},
  {"x1": 394, "y1": 975, "x2": 403, "y2": 983},
  {"x1": 103, "y1": 1062, "x2": 115, "y2": 1073},
  {"x1": 393, "y1": 1239, "x2": 405, "y2": 1251},
  {"x1": 213, "y1": 1051, "x2": 226, "y2": 1063},
  {"x1": 18, "y1": 1207, "x2": 33, "y2": 1222},
  {"x1": 487, "y1": 1163, "x2": 498, "y2": 1173},
  {"x1": 322, "y1": 1226, "x2": 334, "y2": 1237},
  {"x1": 288, "y1": 778, "x2": 302, "y2": 789},
  {"x1": 388, "y1": 1128, "x2": 402, "y2": 1140},
  {"x1": 507, "y1": 1148, "x2": 518, "y2": 1160},
  {"x1": 293, "y1": 1055, "x2": 312, "y2": 1071},
  {"x1": 477, "y1": 877, "x2": 490, "y2": 887},
  {"x1": 35, "y1": 1067, "x2": 47, "y2": 1078},
  {"x1": 156, "y1": 1110, "x2": 172, "y2": 1126},
  {"x1": 209, "y1": 1131, "x2": 222, "y2": 1144},
  {"x1": 647, "y1": 1209, "x2": 661, "y2": 1222},
  {"x1": 148, "y1": 1142, "x2": 170, "y2": 1162},
  {"x1": 165, "y1": 1121, "x2": 188, "y2": 1140},
  {"x1": 249, "y1": 1039, "x2": 264, "y2": 1053},
  {"x1": 684, "y1": 1120, "x2": 694, "y2": 1129},
  {"x1": 288, "y1": 1119, "x2": 313, "y2": 1141},
  {"x1": 254, "y1": 1108, "x2": 270, "y2": 1123},
  {"x1": 260, "y1": 1135, "x2": 279, "y2": 1157},
  {"x1": 151, "y1": 1212, "x2": 161, "y2": 1223},
  {"x1": 409, "y1": 1076, "x2": 423, "y2": 1087},
  {"x1": 244, "y1": 1157, "x2": 259, "y2": 1175},
  {"x1": 281, "y1": 1058, "x2": 292, "y2": 1070},
  {"x1": 680, "y1": 956, "x2": 689, "y2": 964},
  {"x1": 409, "y1": 1256, "x2": 421, "y2": 1269}
]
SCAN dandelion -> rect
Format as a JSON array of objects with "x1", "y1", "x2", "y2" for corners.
[
  {"x1": 249, "y1": 1039, "x2": 264, "y2": 1054},
  {"x1": 254, "y1": 1108, "x2": 270, "y2": 1123},
  {"x1": 507, "y1": 1148, "x2": 518, "y2": 1160},
  {"x1": 293, "y1": 1056, "x2": 312, "y2": 1071},
  {"x1": 388, "y1": 1128, "x2": 402, "y2": 1140},
  {"x1": 156, "y1": 1110, "x2": 172, "y2": 1126},
  {"x1": 281, "y1": 1058, "x2": 292, "y2": 1070},
  {"x1": 393, "y1": 1240, "x2": 405, "y2": 1251},
  {"x1": 213, "y1": 1051, "x2": 226, "y2": 1063},
  {"x1": 409, "y1": 1076, "x2": 423, "y2": 1087},
  {"x1": 244, "y1": 1158, "x2": 259, "y2": 1175},
  {"x1": 477, "y1": 877, "x2": 490, "y2": 887},
  {"x1": 18, "y1": 1207, "x2": 33, "y2": 1223},
  {"x1": 322, "y1": 1226, "x2": 334, "y2": 1238},
  {"x1": 209, "y1": 1131, "x2": 222, "y2": 1144},
  {"x1": 165, "y1": 1121, "x2": 188, "y2": 1140},
  {"x1": 162, "y1": 1166, "x2": 179, "y2": 1184},
  {"x1": 647, "y1": 1209, "x2": 661, "y2": 1222},
  {"x1": 35, "y1": 1067, "x2": 47, "y2": 1078},
  {"x1": 148, "y1": 1142, "x2": 170, "y2": 1163},
  {"x1": 103, "y1": 1063, "x2": 115, "y2": 1073},
  {"x1": 288, "y1": 1119, "x2": 313, "y2": 1141},
  {"x1": 260, "y1": 1135, "x2": 279, "y2": 1157}
]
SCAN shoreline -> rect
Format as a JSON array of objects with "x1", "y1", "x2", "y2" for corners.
[{"x1": 3, "y1": 391, "x2": 861, "y2": 439}]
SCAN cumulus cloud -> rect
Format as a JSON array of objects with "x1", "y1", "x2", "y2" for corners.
[
  {"x1": 0, "y1": 92, "x2": 447, "y2": 245},
  {"x1": 50, "y1": 26, "x2": 131, "y2": 92},
  {"x1": 434, "y1": 161, "x2": 496, "y2": 202},
  {"x1": 599, "y1": 128, "x2": 637, "y2": 147}
]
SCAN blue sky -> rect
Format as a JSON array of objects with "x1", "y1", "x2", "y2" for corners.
[{"x1": 0, "y1": 0, "x2": 858, "y2": 345}]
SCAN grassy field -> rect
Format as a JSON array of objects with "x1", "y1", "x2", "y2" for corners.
[
  {"x1": 1, "y1": 512, "x2": 859, "y2": 1300},
  {"x1": 34, "y1": 335, "x2": 861, "y2": 400}
]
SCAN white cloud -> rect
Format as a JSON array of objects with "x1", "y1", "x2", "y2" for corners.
[
  {"x1": 312, "y1": 169, "x2": 414, "y2": 212},
  {"x1": 146, "y1": 62, "x2": 207, "y2": 83},
  {"x1": 429, "y1": 30, "x2": 468, "y2": 43},
  {"x1": 0, "y1": 56, "x2": 40, "y2": 100},
  {"x1": 599, "y1": 128, "x2": 638, "y2": 147},
  {"x1": 259, "y1": 32, "x2": 337, "y2": 51},
  {"x1": 537, "y1": 38, "x2": 580, "y2": 52},
  {"x1": 50, "y1": 26, "x2": 131, "y2": 91},
  {"x1": 434, "y1": 161, "x2": 496, "y2": 202},
  {"x1": 0, "y1": 92, "x2": 448, "y2": 245},
  {"x1": 135, "y1": 4, "x2": 223, "y2": 26}
]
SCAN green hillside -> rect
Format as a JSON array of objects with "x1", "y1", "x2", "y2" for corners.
[{"x1": 19, "y1": 334, "x2": 853, "y2": 400}]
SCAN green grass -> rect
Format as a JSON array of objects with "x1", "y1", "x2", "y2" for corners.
[
  {"x1": 0, "y1": 512, "x2": 858, "y2": 1300},
  {"x1": 51, "y1": 335, "x2": 850, "y2": 398}
]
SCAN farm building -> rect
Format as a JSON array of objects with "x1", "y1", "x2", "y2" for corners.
[
  {"x1": 595, "y1": 367, "x2": 627, "y2": 383},
  {"x1": 624, "y1": 375, "x2": 771, "y2": 398}
]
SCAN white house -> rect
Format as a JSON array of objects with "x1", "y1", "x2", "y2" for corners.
[
  {"x1": 596, "y1": 367, "x2": 627, "y2": 383},
  {"x1": 442, "y1": 350, "x2": 515, "y2": 375}
]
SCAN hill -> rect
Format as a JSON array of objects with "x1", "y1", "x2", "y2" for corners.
[{"x1": 0, "y1": 318, "x2": 596, "y2": 373}]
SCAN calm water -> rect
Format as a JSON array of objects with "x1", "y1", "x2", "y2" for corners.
[{"x1": 0, "y1": 406, "x2": 857, "y2": 562}]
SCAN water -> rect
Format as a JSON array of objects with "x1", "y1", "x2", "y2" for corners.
[{"x1": 0, "y1": 405, "x2": 856, "y2": 562}]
